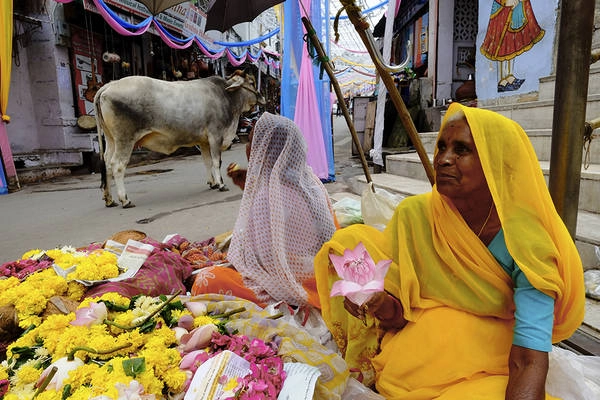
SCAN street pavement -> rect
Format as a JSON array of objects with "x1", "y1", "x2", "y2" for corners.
[{"x1": 0, "y1": 116, "x2": 362, "y2": 264}]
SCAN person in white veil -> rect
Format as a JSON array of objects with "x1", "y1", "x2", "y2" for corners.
[{"x1": 191, "y1": 112, "x2": 337, "y2": 308}]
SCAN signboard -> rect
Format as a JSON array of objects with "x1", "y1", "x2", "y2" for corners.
[
  {"x1": 84, "y1": 0, "x2": 208, "y2": 39},
  {"x1": 70, "y1": 25, "x2": 104, "y2": 115}
]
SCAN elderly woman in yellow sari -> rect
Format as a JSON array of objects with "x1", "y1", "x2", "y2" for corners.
[{"x1": 314, "y1": 102, "x2": 585, "y2": 399}]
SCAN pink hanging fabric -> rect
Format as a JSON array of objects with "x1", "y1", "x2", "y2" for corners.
[{"x1": 293, "y1": 0, "x2": 329, "y2": 180}]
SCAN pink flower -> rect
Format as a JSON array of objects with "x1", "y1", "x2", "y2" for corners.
[
  {"x1": 329, "y1": 242, "x2": 392, "y2": 305},
  {"x1": 113, "y1": 380, "x2": 155, "y2": 399},
  {"x1": 70, "y1": 302, "x2": 108, "y2": 327},
  {"x1": 179, "y1": 324, "x2": 218, "y2": 353},
  {"x1": 177, "y1": 314, "x2": 195, "y2": 331},
  {"x1": 179, "y1": 350, "x2": 209, "y2": 372}
]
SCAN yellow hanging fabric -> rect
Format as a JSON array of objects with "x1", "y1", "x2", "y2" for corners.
[{"x1": 0, "y1": 0, "x2": 13, "y2": 122}]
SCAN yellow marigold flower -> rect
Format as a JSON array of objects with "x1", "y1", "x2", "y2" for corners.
[
  {"x1": 0, "y1": 365, "x2": 9, "y2": 380},
  {"x1": 134, "y1": 371, "x2": 164, "y2": 398},
  {"x1": 18, "y1": 315, "x2": 41, "y2": 330},
  {"x1": 67, "y1": 252, "x2": 119, "y2": 281},
  {"x1": 68, "y1": 386, "x2": 96, "y2": 400},
  {"x1": 139, "y1": 346, "x2": 181, "y2": 376},
  {"x1": 0, "y1": 276, "x2": 19, "y2": 296},
  {"x1": 98, "y1": 292, "x2": 131, "y2": 308},
  {"x1": 170, "y1": 308, "x2": 191, "y2": 321},
  {"x1": 21, "y1": 249, "x2": 43, "y2": 260},
  {"x1": 109, "y1": 309, "x2": 136, "y2": 332},
  {"x1": 119, "y1": 329, "x2": 147, "y2": 349},
  {"x1": 194, "y1": 315, "x2": 219, "y2": 327},
  {"x1": 162, "y1": 367, "x2": 187, "y2": 393},
  {"x1": 89, "y1": 357, "x2": 132, "y2": 398},
  {"x1": 144, "y1": 326, "x2": 178, "y2": 349},
  {"x1": 66, "y1": 282, "x2": 86, "y2": 301},
  {"x1": 13, "y1": 364, "x2": 41, "y2": 385},
  {"x1": 64, "y1": 363, "x2": 100, "y2": 389},
  {"x1": 35, "y1": 391, "x2": 63, "y2": 400}
]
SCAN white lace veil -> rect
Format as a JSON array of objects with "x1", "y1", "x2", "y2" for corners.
[{"x1": 228, "y1": 112, "x2": 336, "y2": 306}]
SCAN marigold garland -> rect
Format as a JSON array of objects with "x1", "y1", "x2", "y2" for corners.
[{"x1": 0, "y1": 247, "x2": 290, "y2": 399}]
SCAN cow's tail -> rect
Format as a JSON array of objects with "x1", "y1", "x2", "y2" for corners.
[{"x1": 94, "y1": 86, "x2": 108, "y2": 190}]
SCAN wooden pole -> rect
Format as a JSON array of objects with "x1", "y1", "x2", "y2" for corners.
[
  {"x1": 339, "y1": 0, "x2": 435, "y2": 185},
  {"x1": 549, "y1": 0, "x2": 595, "y2": 236}
]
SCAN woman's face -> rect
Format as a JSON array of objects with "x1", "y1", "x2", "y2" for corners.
[{"x1": 434, "y1": 118, "x2": 489, "y2": 202}]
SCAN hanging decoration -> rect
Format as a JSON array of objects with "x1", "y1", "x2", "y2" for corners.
[
  {"x1": 55, "y1": 0, "x2": 281, "y2": 69},
  {"x1": 331, "y1": 55, "x2": 374, "y2": 68},
  {"x1": 330, "y1": 0, "x2": 388, "y2": 20},
  {"x1": 334, "y1": 65, "x2": 376, "y2": 78}
]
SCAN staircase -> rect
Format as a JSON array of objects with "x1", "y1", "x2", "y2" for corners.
[
  {"x1": 343, "y1": 67, "x2": 600, "y2": 352},
  {"x1": 349, "y1": 66, "x2": 600, "y2": 270}
]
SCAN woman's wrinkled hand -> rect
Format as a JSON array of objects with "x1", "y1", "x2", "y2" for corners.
[
  {"x1": 344, "y1": 291, "x2": 407, "y2": 330},
  {"x1": 343, "y1": 292, "x2": 386, "y2": 322},
  {"x1": 227, "y1": 163, "x2": 247, "y2": 190}
]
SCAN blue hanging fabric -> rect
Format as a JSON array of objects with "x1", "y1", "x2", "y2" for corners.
[
  {"x1": 282, "y1": 0, "x2": 335, "y2": 182},
  {"x1": 0, "y1": 155, "x2": 8, "y2": 194}
]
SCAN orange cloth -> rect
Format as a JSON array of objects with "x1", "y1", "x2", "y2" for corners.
[
  {"x1": 190, "y1": 266, "x2": 322, "y2": 309},
  {"x1": 191, "y1": 266, "x2": 266, "y2": 307}
]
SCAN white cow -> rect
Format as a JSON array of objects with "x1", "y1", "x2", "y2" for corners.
[{"x1": 94, "y1": 71, "x2": 265, "y2": 208}]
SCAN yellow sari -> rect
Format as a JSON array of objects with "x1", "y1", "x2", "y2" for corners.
[{"x1": 315, "y1": 103, "x2": 585, "y2": 399}]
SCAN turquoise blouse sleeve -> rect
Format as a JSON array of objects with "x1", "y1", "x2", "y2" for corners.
[{"x1": 488, "y1": 229, "x2": 555, "y2": 352}]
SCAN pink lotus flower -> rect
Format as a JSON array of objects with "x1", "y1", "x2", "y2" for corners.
[
  {"x1": 329, "y1": 242, "x2": 392, "y2": 306},
  {"x1": 70, "y1": 302, "x2": 108, "y2": 327},
  {"x1": 179, "y1": 349, "x2": 209, "y2": 372},
  {"x1": 179, "y1": 324, "x2": 218, "y2": 353}
]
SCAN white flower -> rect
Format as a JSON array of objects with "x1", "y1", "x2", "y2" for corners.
[{"x1": 36, "y1": 356, "x2": 84, "y2": 391}]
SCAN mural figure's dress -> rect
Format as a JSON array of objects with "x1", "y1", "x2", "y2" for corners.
[{"x1": 480, "y1": 0, "x2": 545, "y2": 92}]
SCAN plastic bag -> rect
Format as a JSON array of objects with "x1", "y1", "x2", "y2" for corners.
[
  {"x1": 584, "y1": 269, "x2": 600, "y2": 300},
  {"x1": 546, "y1": 345, "x2": 600, "y2": 399},
  {"x1": 361, "y1": 182, "x2": 404, "y2": 231},
  {"x1": 333, "y1": 197, "x2": 364, "y2": 227}
]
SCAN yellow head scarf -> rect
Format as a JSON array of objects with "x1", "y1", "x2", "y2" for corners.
[{"x1": 445, "y1": 102, "x2": 585, "y2": 341}]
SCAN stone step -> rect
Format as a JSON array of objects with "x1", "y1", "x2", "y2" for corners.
[
  {"x1": 346, "y1": 172, "x2": 600, "y2": 270},
  {"x1": 385, "y1": 151, "x2": 600, "y2": 214},
  {"x1": 538, "y1": 65, "x2": 600, "y2": 101},
  {"x1": 414, "y1": 128, "x2": 600, "y2": 165},
  {"x1": 485, "y1": 94, "x2": 600, "y2": 131}
]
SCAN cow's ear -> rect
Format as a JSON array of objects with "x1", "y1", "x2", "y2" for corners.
[{"x1": 225, "y1": 74, "x2": 244, "y2": 91}]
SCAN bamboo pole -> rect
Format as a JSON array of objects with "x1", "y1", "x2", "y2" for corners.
[{"x1": 338, "y1": 0, "x2": 435, "y2": 185}]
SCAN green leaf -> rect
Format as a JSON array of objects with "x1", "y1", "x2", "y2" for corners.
[
  {"x1": 122, "y1": 357, "x2": 146, "y2": 378},
  {"x1": 100, "y1": 300, "x2": 130, "y2": 312},
  {"x1": 137, "y1": 319, "x2": 157, "y2": 334},
  {"x1": 62, "y1": 384, "x2": 72, "y2": 399}
]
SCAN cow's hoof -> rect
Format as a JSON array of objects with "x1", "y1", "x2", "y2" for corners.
[
  {"x1": 218, "y1": 185, "x2": 229, "y2": 192},
  {"x1": 105, "y1": 201, "x2": 119, "y2": 208},
  {"x1": 209, "y1": 183, "x2": 220, "y2": 190},
  {"x1": 122, "y1": 202, "x2": 136, "y2": 209}
]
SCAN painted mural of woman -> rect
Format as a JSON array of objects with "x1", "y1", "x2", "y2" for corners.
[{"x1": 480, "y1": 0, "x2": 545, "y2": 92}]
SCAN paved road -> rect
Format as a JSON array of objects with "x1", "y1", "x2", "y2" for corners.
[{"x1": 0, "y1": 116, "x2": 363, "y2": 263}]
